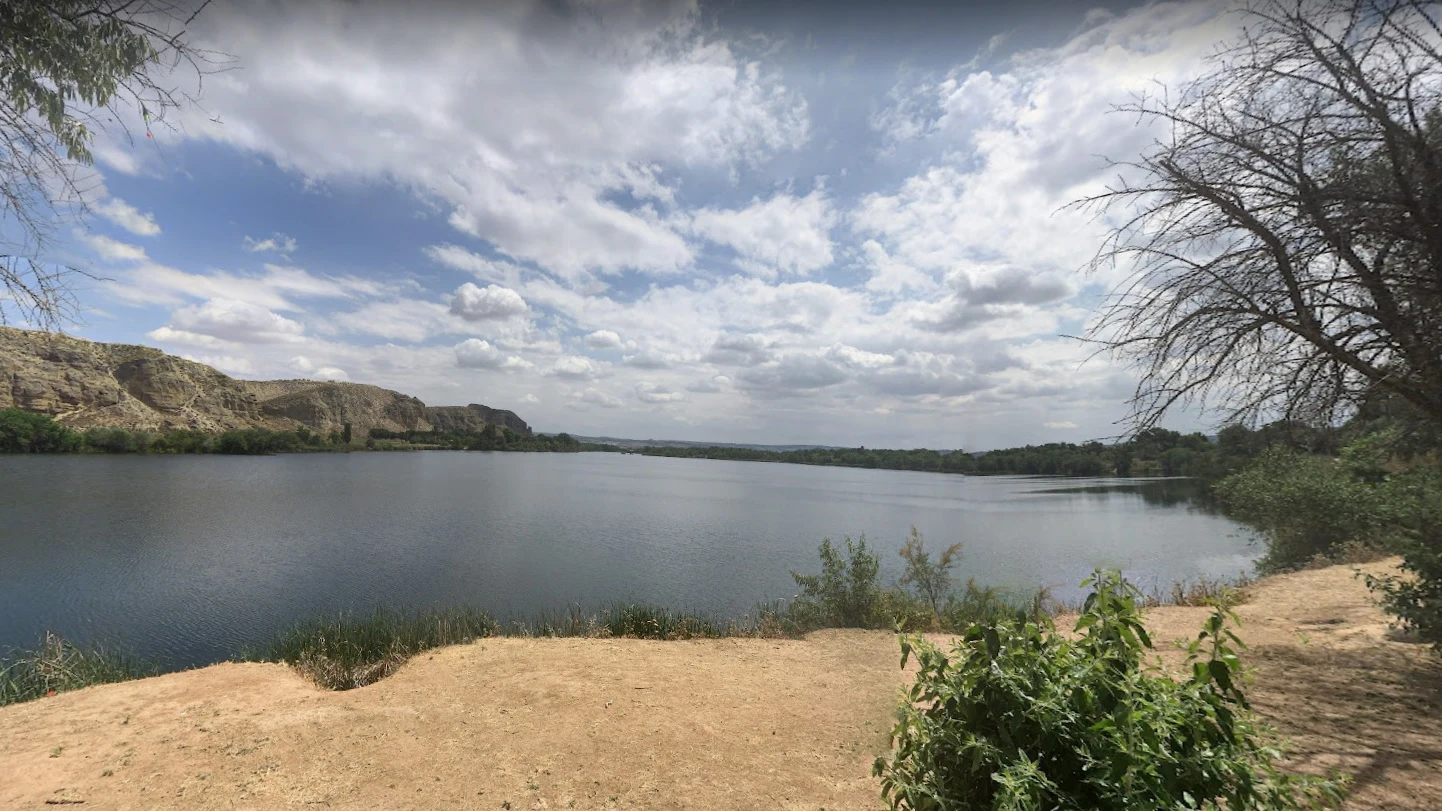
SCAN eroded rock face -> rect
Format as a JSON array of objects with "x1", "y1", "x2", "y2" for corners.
[
  {"x1": 424, "y1": 404, "x2": 531, "y2": 436},
  {"x1": 0, "y1": 327, "x2": 528, "y2": 440}
]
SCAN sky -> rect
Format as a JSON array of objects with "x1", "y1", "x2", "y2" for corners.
[{"x1": 37, "y1": 0, "x2": 1245, "y2": 449}]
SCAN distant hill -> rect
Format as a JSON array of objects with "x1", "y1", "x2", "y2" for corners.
[
  {"x1": 558, "y1": 434, "x2": 848, "y2": 452},
  {"x1": 0, "y1": 326, "x2": 530, "y2": 440}
]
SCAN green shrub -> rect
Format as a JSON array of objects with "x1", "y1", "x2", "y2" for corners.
[
  {"x1": 83, "y1": 426, "x2": 137, "y2": 453},
  {"x1": 1365, "y1": 466, "x2": 1442, "y2": 649},
  {"x1": 788, "y1": 535, "x2": 883, "y2": 629},
  {"x1": 873, "y1": 570, "x2": 1346, "y2": 811},
  {"x1": 897, "y1": 526, "x2": 963, "y2": 615},
  {"x1": 0, "y1": 408, "x2": 82, "y2": 452},
  {"x1": 1214, "y1": 446, "x2": 1394, "y2": 571}
]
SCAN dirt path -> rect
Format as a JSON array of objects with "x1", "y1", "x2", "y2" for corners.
[{"x1": 2, "y1": 561, "x2": 1439, "y2": 810}]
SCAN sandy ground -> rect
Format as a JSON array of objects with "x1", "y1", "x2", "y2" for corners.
[{"x1": 2, "y1": 560, "x2": 1439, "y2": 810}]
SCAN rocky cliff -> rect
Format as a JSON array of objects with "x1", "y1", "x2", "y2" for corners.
[
  {"x1": 424, "y1": 404, "x2": 532, "y2": 436},
  {"x1": 0, "y1": 327, "x2": 530, "y2": 439}
]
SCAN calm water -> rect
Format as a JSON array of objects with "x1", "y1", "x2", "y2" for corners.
[{"x1": 0, "y1": 452, "x2": 1256, "y2": 668}]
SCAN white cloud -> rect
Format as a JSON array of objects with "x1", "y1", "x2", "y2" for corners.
[
  {"x1": 142, "y1": 0, "x2": 809, "y2": 282},
  {"x1": 243, "y1": 233, "x2": 298, "y2": 255},
  {"x1": 688, "y1": 188, "x2": 836, "y2": 278},
  {"x1": 635, "y1": 382, "x2": 684, "y2": 403},
  {"x1": 585, "y1": 330, "x2": 624, "y2": 350},
  {"x1": 544, "y1": 354, "x2": 608, "y2": 379},
  {"x1": 454, "y1": 338, "x2": 532, "y2": 371},
  {"x1": 94, "y1": 198, "x2": 161, "y2": 236},
  {"x1": 1044, "y1": 420, "x2": 1078, "y2": 429},
  {"x1": 449, "y1": 282, "x2": 528, "y2": 321},
  {"x1": 165, "y1": 299, "x2": 306, "y2": 344},
  {"x1": 424, "y1": 244, "x2": 525, "y2": 287},
  {"x1": 81, "y1": 233, "x2": 148, "y2": 262},
  {"x1": 572, "y1": 388, "x2": 623, "y2": 410}
]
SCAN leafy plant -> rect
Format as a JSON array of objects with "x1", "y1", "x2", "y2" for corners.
[
  {"x1": 788, "y1": 535, "x2": 883, "y2": 629},
  {"x1": 1365, "y1": 466, "x2": 1442, "y2": 649},
  {"x1": 897, "y1": 526, "x2": 963, "y2": 615},
  {"x1": 1214, "y1": 446, "x2": 1394, "y2": 571},
  {"x1": 874, "y1": 570, "x2": 1346, "y2": 811}
]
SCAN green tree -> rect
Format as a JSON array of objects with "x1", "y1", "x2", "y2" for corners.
[
  {"x1": 1, "y1": 0, "x2": 225, "y2": 327},
  {"x1": 789, "y1": 535, "x2": 882, "y2": 629},
  {"x1": 0, "y1": 407, "x2": 81, "y2": 452},
  {"x1": 897, "y1": 527, "x2": 963, "y2": 616}
]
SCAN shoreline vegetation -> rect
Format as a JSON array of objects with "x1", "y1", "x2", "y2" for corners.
[
  {"x1": 2, "y1": 406, "x2": 1345, "y2": 480},
  {"x1": 0, "y1": 532, "x2": 1252, "y2": 706}
]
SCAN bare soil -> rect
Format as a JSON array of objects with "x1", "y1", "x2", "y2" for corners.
[{"x1": 2, "y1": 560, "x2": 1438, "y2": 810}]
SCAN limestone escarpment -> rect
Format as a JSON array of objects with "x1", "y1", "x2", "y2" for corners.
[{"x1": 0, "y1": 326, "x2": 528, "y2": 439}]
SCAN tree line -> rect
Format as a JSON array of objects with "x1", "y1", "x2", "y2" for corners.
[{"x1": 627, "y1": 422, "x2": 1349, "y2": 481}]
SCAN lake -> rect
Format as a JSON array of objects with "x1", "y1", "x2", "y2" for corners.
[{"x1": 0, "y1": 452, "x2": 1257, "y2": 669}]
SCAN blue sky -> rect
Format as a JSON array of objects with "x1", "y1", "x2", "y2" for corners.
[{"x1": 30, "y1": 0, "x2": 1242, "y2": 448}]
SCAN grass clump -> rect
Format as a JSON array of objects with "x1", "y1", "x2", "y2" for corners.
[
  {"x1": 0, "y1": 632, "x2": 158, "y2": 706},
  {"x1": 873, "y1": 570, "x2": 1347, "y2": 811},
  {"x1": 264, "y1": 606, "x2": 501, "y2": 689}
]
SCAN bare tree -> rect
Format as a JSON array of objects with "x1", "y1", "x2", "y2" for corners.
[
  {"x1": 1080, "y1": 0, "x2": 1442, "y2": 433},
  {"x1": 0, "y1": 0, "x2": 229, "y2": 328}
]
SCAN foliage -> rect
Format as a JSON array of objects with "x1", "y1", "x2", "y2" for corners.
[
  {"x1": 897, "y1": 526, "x2": 963, "y2": 615},
  {"x1": 629, "y1": 422, "x2": 1355, "y2": 482},
  {"x1": 873, "y1": 570, "x2": 1346, "y2": 811},
  {"x1": 368, "y1": 426, "x2": 600, "y2": 453},
  {"x1": 1365, "y1": 466, "x2": 1442, "y2": 650},
  {"x1": 1, "y1": 0, "x2": 225, "y2": 327},
  {"x1": 1215, "y1": 446, "x2": 1397, "y2": 572},
  {"x1": 788, "y1": 535, "x2": 883, "y2": 629},
  {"x1": 0, "y1": 632, "x2": 156, "y2": 706},
  {"x1": 0, "y1": 406, "x2": 82, "y2": 451}
]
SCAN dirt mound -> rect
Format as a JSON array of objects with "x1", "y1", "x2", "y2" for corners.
[{"x1": 2, "y1": 561, "x2": 1438, "y2": 810}]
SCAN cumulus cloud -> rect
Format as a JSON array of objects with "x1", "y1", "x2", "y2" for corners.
[
  {"x1": 449, "y1": 282, "x2": 529, "y2": 321},
  {"x1": 573, "y1": 388, "x2": 623, "y2": 409},
  {"x1": 164, "y1": 298, "x2": 306, "y2": 344},
  {"x1": 703, "y1": 332, "x2": 773, "y2": 367},
  {"x1": 139, "y1": 0, "x2": 809, "y2": 282},
  {"x1": 454, "y1": 338, "x2": 533, "y2": 371},
  {"x1": 545, "y1": 355, "x2": 606, "y2": 379},
  {"x1": 635, "y1": 382, "x2": 684, "y2": 404},
  {"x1": 910, "y1": 267, "x2": 1074, "y2": 333},
  {"x1": 736, "y1": 354, "x2": 849, "y2": 397},
  {"x1": 94, "y1": 198, "x2": 161, "y2": 236},
  {"x1": 585, "y1": 330, "x2": 624, "y2": 350}
]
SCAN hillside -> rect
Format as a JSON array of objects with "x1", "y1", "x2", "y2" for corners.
[
  {"x1": 0, "y1": 327, "x2": 530, "y2": 439},
  {"x1": 0, "y1": 561, "x2": 1436, "y2": 810}
]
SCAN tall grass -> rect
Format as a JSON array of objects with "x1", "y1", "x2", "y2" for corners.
[
  {"x1": 0, "y1": 633, "x2": 158, "y2": 706},
  {"x1": 0, "y1": 570, "x2": 1262, "y2": 701}
]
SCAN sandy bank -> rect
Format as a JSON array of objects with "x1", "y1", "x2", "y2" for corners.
[{"x1": 3, "y1": 561, "x2": 1438, "y2": 810}]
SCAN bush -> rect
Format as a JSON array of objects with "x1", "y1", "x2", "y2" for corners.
[
  {"x1": 873, "y1": 570, "x2": 1346, "y2": 811},
  {"x1": 1214, "y1": 446, "x2": 1394, "y2": 571},
  {"x1": 83, "y1": 426, "x2": 137, "y2": 453},
  {"x1": 788, "y1": 535, "x2": 883, "y2": 628},
  {"x1": 897, "y1": 526, "x2": 963, "y2": 616},
  {"x1": 0, "y1": 408, "x2": 82, "y2": 452},
  {"x1": 1366, "y1": 466, "x2": 1442, "y2": 649}
]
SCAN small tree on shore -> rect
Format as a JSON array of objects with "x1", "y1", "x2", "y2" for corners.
[{"x1": 897, "y1": 527, "x2": 963, "y2": 615}]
